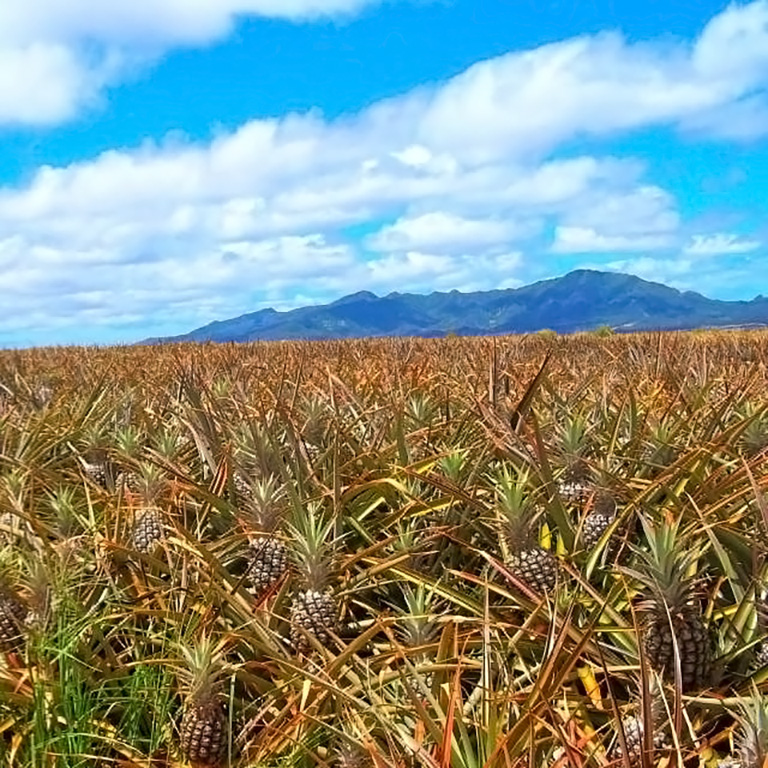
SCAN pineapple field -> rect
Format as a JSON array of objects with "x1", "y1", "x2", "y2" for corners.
[{"x1": 2, "y1": 331, "x2": 768, "y2": 767}]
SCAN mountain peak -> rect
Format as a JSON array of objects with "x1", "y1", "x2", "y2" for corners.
[
  {"x1": 330, "y1": 290, "x2": 379, "y2": 306},
  {"x1": 144, "y1": 270, "x2": 768, "y2": 344}
]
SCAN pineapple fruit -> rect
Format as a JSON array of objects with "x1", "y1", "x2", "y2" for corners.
[
  {"x1": 493, "y1": 466, "x2": 558, "y2": 594},
  {"x1": 128, "y1": 463, "x2": 168, "y2": 554},
  {"x1": 288, "y1": 503, "x2": 339, "y2": 654},
  {"x1": 178, "y1": 638, "x2": 227, "y2": 767},
  {"x1": 580, "y1": 489, "x2": 618, "y2": 550},
  {"x1": 611, "y1": 713, "x2": 670, "y2": 764},
  {"x1": 0, "y1": 583, "x2": 27, "y2": 653},
  {"x1": 630, "y1": 518, "x2": 712, "y2": 692}
]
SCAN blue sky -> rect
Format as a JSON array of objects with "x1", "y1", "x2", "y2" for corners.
[{"x1": 0, "y1": 0, "x2": 767, "y2": 346}]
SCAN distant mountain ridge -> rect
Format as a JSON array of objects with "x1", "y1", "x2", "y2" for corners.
[{"x1": 144, "y1": 270, "x2": 768, "y2": 343}]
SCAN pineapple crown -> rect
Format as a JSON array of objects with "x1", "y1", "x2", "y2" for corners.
[
  {"x1": 116, "y1": 425, "x2": 143, "y2": 457},
  {"x1": 406, "y1": 392, "x2": 435, "y2": 426},
  {"x1": 439, "y1": 451, "x2": 467, "y2": 485},
  {"x1": 299, "y1": 393, "x2": 329, "y2": 434},
  {"x1": 559, "y1": 414, "x2": 589, "y2": 459},
  {"x1": 491, "y1": 465, "x2": 538, "y2": 540},
  {"x1": 627, "y1": 516, "x2": 703, "y2": 611},
  {"x1": 151, "y1": 427, "x2": 186, "y2": 460},
  {"x1": 46, "y1": 486, "x2": 82, "y2": 538},
  {"x1": 728, "y1": 687, "x2": 768, "y2": 768},
  {"x1": 135, "y1": 461, "x2": 167, "y2": 504},
  {"x1": 287, "y1": 502, "x2": 337, "y2": 590},
  {"x1": 80, "y1": 421, "x2": 112, "y2": 453},
  {"x1": 247, "y1": 474, "x2": 286, "y2": 533},
  {"x1": 1, "y1": 469, "x2": 26, "y2": 511},
  {"x1": 177, "y1": 635, "x2": 228, "y2": 702},
  {"x1": 392, "y1": 584, "x2": 442, "y2": 647}
]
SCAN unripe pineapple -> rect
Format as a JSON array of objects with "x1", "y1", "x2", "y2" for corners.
[
  {"x1": 130, "y1": 509, "x2": 165, "y2": 554},
  {"x1": 610, "y1": 714, "x2": 670, "y2": 763},
  {"x1": 755, "y1": 641, "x2": 768, "y2": 669},
  {"x1": 232, "y1": 471, "x2": 254, "y2": 504},
  {"x1": 291, "y1": 590, "x2": 337, "y2": 651},
  {"x1": 178, "y1": 638, "x2": 228, "y2": 767},
  {"x1": 0, "y1": 586, "x2": 27, "y2": 652},
  {"x1": 493, "y1": 466, "x2": 558, "y2": 594},
  {"x1": 81, "y1": 448, "x2": 113, "y2": 490},
  {"x1": 288, "y1": 503, "x2": 339, "y2": 654},
  {"x1": 558, "y1": 459, "x2": 593, "y2": 505},
  {"x1": 247, "y1": 538, "x2": 289, "y2": 594},
  {"x1": 241, "y1": 476, "x2": 289, "y2": 595},
  {"x1": 629, "y1": 518, "x2": 712, "y2": 692},
  {"x1": 580, "y1": 490, "x2": 618, "y2": 550}
]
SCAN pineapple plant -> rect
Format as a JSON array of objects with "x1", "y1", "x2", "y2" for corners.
[
  {"x1": 555, "y1": 416, "x2": 594, "y2": 505},
  {"x1": 242, "y1": 475, "x2": 289, "y2": 595},
  {"x1": 628, "y1": 518, "x2": 712, "y2": 692},
  {"x1": 392, "y1": 584, "x2": 442, "y2": 696},
  {"x1": 115, "y1": 425, "x2": 146, "y2": 494},
  {"x1": 298, "y1": 394, "x2": 329, "y2": 460},
  {"x1": 493, "y1": 466, "x2": 558, "y2": 594},
  {"x1": 738, "y1": 403, "x2": 768, "y2": 459},
  {"x1": 79, "y1": 425, "x2": 114, "y2": 490},
  {"x1": 178, "y1": 637, "x2": 228, "y2": 767},
  {"x1": 718, "y1": 690, "x2": 768, "y2": 768},
  {"x1": 643, "y1": 421, "x2": 678, "y2": 474},
  {"x1": 288, "y1": 503, "x2": 339, "y2": 654}
]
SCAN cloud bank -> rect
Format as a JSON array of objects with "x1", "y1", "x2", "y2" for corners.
[{"x1": 0, "y1": 1, "x2": 766, "y2": 343}]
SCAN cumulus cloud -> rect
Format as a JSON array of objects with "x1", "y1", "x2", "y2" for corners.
[
  {"x1": 0, "y1": 0, "x2": 397, "y2": 126},
  {"x1": 551, "y1": 227, "x2": 675, "y2": 254},
  {"x1": 366, "y1": 212, "x2": 532, "y2": 253},
  {"x1": 1, "y1": 1, "x2": 768, "y2": 341},
  {"x1": 0, "y1": 0, "x2": 385, "y2": 47}
]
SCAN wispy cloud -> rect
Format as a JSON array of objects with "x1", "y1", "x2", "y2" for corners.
[{"x1": 683, "y1": 232, "x2": 762, "y2": 256}]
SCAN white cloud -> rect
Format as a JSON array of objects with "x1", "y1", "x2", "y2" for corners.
[
  {"x1": 0, "y1": 0, "x2": 397, "y2": 126},
  {"x1": 551, "y1": 227, "x2": 674, "y2": 254},
  {"x1": 1, "y1": 2, "x2": 768, "y2": 340},
  {"x1": 361, "y1": 251, "x2": 523, "y2": 294},
  {"x1": 683, "y1": 232, "x2": 762, "y2": 256},
  {"x1": 599, "y1": 257, "x2": 694, "y2": 286},
  {"x1": 0, "y1": 44, "x2": 112, "y2": 125},
  {"x1": 551, "y1": 185, "x2": 679, "y2": 253},
  {"x1": 0, "y1": 1, "x2": 384, "y2": 46},
  {"x1": 366, "y1": 212, "x2": 531, "y2": 253}
]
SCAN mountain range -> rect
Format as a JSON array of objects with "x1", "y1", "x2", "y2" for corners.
[{"x1": 145, "y1": 270, "x2": 768, "y2": 343}]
